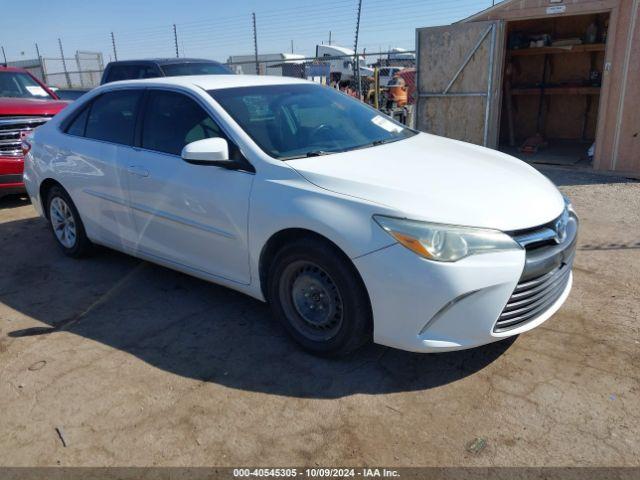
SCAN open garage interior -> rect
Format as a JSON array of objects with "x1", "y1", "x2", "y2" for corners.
[
  {"x1": 416, "y1": 0, "x2": 640, "y2": 178},
  {"x1": 499, "y1": 13, "x2": 609, "y2": 167}
]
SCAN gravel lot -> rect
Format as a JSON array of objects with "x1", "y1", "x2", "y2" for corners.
[{"x1": 0, "y1": 166, "x2": 638, "y2": 467}]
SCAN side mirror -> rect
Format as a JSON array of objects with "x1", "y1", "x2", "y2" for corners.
[{"x1": 181, "y1": 137, "x2": 230, "y2": 165}]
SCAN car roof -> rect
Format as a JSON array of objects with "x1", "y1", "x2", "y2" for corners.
[
  {"x1": 106, "y1": 58, "x2": 223, "y2": 66},
  {"x1": 102, "y1": 74, "x2": 310, "y2": 91}
]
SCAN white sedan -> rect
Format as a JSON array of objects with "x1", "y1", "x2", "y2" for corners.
[{"x1": 23, "y1": 75, "x2": 577, "y2": 356}]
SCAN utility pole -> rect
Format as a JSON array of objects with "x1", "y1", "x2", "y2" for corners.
[
  {"x1": 1, "y1": 46, "x2": 6, "y2": 65},
  {"x1": 353, "y1": 0, "x2": 363, "y2": 99},
  {"x1": 173, "y1": 24, "x2": 179, "y2": 58},
  {"x1": 252, "y1": 13, "x2": 259, "y2": 75},
  {"x1": 58, "y1": 38, "x2": 71, "y2": 88},
  {"x1": 329, "y1": 31, "x2": 332, "y2": 45},
  {"x1": 35, "y1": 43, "x2": 47, "y2": 84},
  {"x1": 291, "y1": 40, "x2": 294, "y2": 54},
  {"x1": 111, "y1": 32, "x2": 118, "y2": 61}
]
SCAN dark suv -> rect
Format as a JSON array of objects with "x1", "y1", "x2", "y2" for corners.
[{"x1": 100, "y1": 58, "x2": 232, "y2": 84}]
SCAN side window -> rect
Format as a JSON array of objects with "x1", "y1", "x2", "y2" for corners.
[
  {"x1": 85, "y1": 90, "x2": 142, "y2": 145},
  {"x1": 141, "y1": 90, "x2": 224, "y2": 156},
  {"x1": 65, "y1": 105, "x2": 90, "y2": 136},
  {"x1": 379, "y1": 68, "x2": 390, "y2": 77}
]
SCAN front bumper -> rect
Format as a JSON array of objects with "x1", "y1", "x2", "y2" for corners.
[
  {"x1": 0, "y1": 156, "x2": 25, "y2": 197},
  {"x1": 354, "y1": 215, "x2": 576, "y2": 353}
]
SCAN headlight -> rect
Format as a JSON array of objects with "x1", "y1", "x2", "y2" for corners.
[
  {"x1": 373, "y1": 215, "x2": 521, "y2": 262},
  {"x1": 562, "y1": 193, "x2": 576, "y2": 215}
]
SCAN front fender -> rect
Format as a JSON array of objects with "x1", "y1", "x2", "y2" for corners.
[{"x1": 246, "y1": 172, "x2": 396, "y2": 300}]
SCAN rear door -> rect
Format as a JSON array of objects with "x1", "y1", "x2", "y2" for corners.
[
  {"x1": 416, "y1": 21, "x2": 505, "y2": 147},
  {"x1": 58, "y1": 89, "x2": 142, "y2": 249}
]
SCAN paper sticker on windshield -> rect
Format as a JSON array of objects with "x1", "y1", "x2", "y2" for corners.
[
  {"x1": 25, "y1": 85, "x2": 49, "y2": 97},
  {"x1": 371, "y1": 115, "x2": 403, "y2": 133}
]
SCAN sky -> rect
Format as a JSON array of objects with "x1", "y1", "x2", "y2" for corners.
[{"x1": 1, "y1": 0, "x2": 496, "y2": 64}]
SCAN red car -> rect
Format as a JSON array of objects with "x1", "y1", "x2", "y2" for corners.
[{"x1": 0, "y1": 66, "x2": 68, "y2": 198}]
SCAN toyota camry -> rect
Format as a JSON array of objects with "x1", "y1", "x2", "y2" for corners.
[{"x1": 23, "y1": 75, "x2": 577, "y2": 356}]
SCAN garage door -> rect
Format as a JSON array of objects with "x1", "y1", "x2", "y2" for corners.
[{"x1": 416, "y1": 21, "x2": 505, "y2": 148}]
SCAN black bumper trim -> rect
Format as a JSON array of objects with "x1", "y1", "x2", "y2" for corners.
[{"x1": 0, "y1": 174, "x2": 24, "y2": 185}]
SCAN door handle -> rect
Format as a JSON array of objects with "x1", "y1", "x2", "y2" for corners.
[{"x1": 127, "y1": 165, "x2": 149, "y2": 177}]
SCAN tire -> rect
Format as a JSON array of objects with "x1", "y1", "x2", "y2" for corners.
[
  {"x1": 46, "y1": 185, "x2": 93, "y2": 257},
  {"x1": 267, "y1": 237, "x2": 372, "y2": 357}
]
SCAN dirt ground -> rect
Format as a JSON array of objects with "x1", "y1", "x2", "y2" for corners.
[{"x1": 0, "y1": 166, "x2": 638, "y2": 467}]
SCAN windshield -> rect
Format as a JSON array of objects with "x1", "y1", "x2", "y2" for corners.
[
  {"x1": 209, "y1": 84, "x2": 416, "y2": 160},
  {"x1": 0, "y1": 71, "x2": 53, "y2": 99},
  {"x1": 161, "y1": 62, "x2": 231, "y2": 76}
]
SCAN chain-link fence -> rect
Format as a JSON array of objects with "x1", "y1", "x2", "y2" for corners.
[{"x1": 40, "y1": 51, "x2": 104, "y2": 89}]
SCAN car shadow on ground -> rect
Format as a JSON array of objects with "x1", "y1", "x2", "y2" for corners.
[
  {"x1": 536, "y1": 166, "x2": 640, "y2": 187},
  {"x1": 0, "y1": 216, "x2": 515, "y2": 399},
  {"x1": 0, "y1": 194, "x2": 30, "y2": 210}
]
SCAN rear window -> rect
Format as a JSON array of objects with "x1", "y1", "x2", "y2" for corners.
[
  {"x1": 65, "y1": 106, "x2": 90, "y2": 136},
  {"x1": 160, "y1": 62, "x2": 230, "y2": 76},
  {"x1": 104, "y1": 64, "x2": 160, "y2": 83}
]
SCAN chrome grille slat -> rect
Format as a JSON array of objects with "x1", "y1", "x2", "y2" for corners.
[
  {"x1": 501, "y1": 270, "x2": 570, "y2": 317},
  {"x1": 0, "y1": 129, "x2": 28, "y2": 137},
  {"x1": 495, "y1": 279, "x2": 568, "y2": 329},
  {"x1": 494, "y1": 262, "x2": 572, "y2": 332},
  {"x1": 507, "y1": 266, "x2": 571, "y2": 304},
  {"x1": 513, "y1": 270, "x2": 556, "y2": 292},
  {"x1": 0, "y1": 116, "x2": 50, "y2": 157}
]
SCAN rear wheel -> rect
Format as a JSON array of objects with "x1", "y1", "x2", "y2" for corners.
[
  {"x1": 46, "y1": 185, "x2": 93, "y2": 257},
  {"x1": 268, "y1": 237, "x2": 372, "y2": 356}
]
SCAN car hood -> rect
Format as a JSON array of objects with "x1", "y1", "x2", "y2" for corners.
[
  {"x1": 287, "y1": 133, "x2": 565, "y2": 231},
  {"x1": 0, "y1": 97, "x2": 69, "y2": 116}
]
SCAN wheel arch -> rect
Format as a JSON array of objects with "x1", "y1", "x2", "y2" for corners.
[
  {"x1": 258, "y1": 228, "x2": 371, "y2": 311},
  {"x1": 39, "y1": 178, "x2": 65, "y2": 219}
]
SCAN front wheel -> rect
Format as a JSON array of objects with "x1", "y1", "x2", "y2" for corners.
[
  {"x1": 46, "y1": 185, "x2": 93, "y2": 257},
  {"x1": 268, "y1": 238, "x2": 372, "y2": 356}
]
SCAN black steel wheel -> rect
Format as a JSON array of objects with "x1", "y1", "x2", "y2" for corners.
[{"x1": 268, "y1": 236, "x2": 372, "y2": 356}]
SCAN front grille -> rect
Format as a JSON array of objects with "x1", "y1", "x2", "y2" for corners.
[
  {"x1": 494, "y1": 261, "x2": 572, "y2": 332},
  {"x1": 0, "y1": 116, "x2": 51, "y2": 157},
  {"x1": 495, "y1": 209, "x2": 578, "y2": 333}
]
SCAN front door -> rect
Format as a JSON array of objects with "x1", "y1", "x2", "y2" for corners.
[{"x1": 125, "y1": 89, "x2": 254, "y2": 284}]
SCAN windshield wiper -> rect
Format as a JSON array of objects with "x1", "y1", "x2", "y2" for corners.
[
  {"x1": 371, "y1": 138, "x2": 402, "y2": 147},
  {"x1": 305, "y1": 150, "x2": 333, "y2": 157}
]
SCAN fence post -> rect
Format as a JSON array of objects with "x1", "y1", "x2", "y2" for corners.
[
  {"x1": 353, "y1": 0, "x2": 363, "y2": 99},
  {"x1": 173, "y1": 24, "x2": 179, "y2": 58},
  {"x1": 1, "y1": 46, "x2": 6, "y2": 65},
  {"x1": 75, "y1": 51, "x2": 85, "y2": 88},
  {"x1": 58, "y1": 38, "x2": 72, "y2": 88},
  {"x1": 252, "y1": 13, "x2": 259, "y2": 75},
  {"x1": 111, "y1": 32, "x2": 118, "y2": 61},
  {"x1": 34, "y1": 42, "x2": 47, "y2": 84}
]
